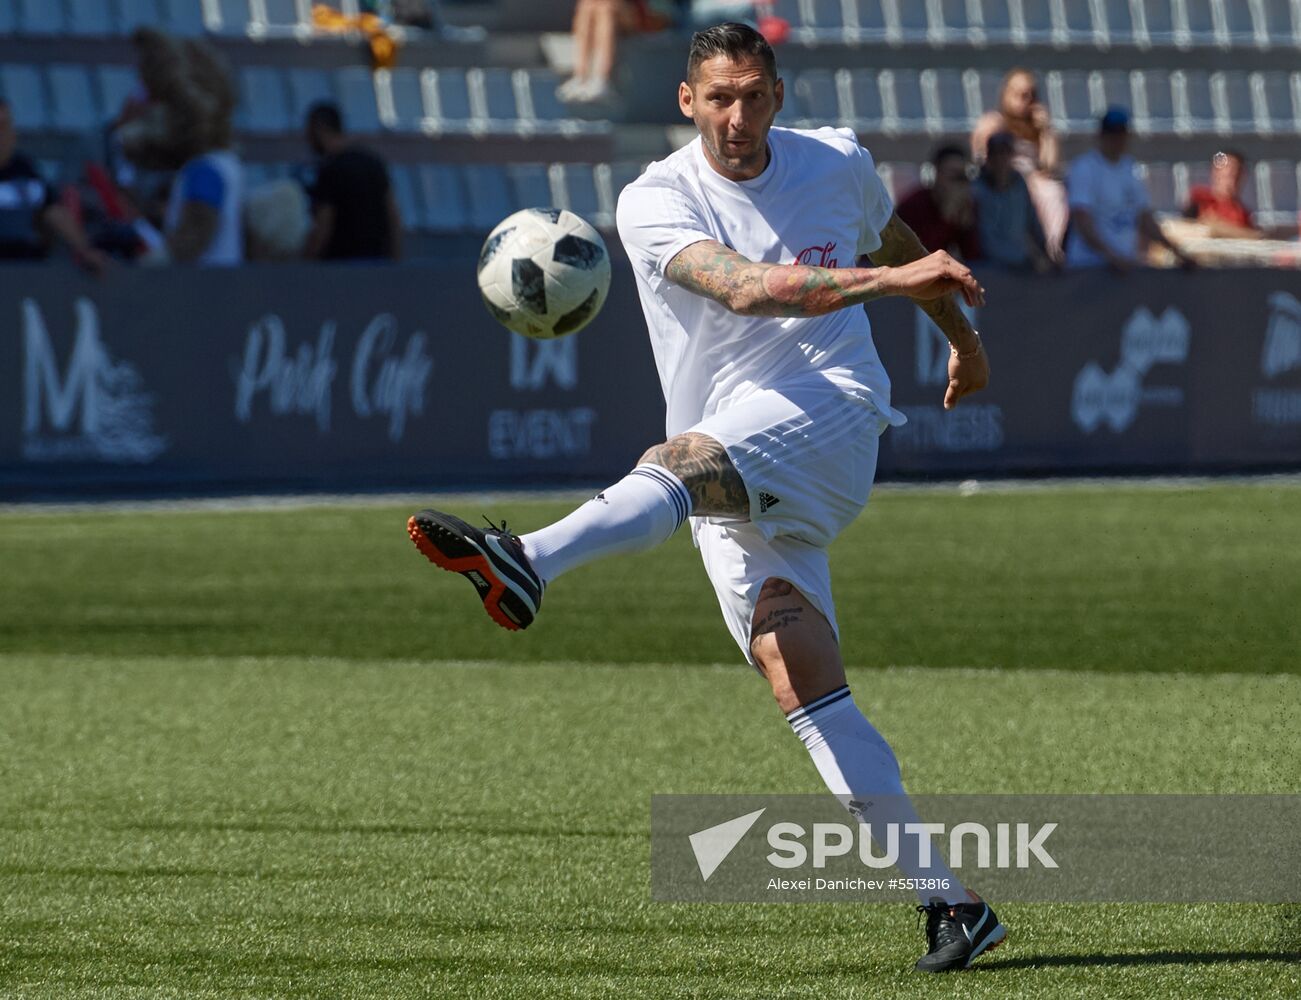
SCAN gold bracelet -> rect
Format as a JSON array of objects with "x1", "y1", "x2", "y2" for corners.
[{"x1": 951, "y1": 333, "x2": 983, "y2": 360}]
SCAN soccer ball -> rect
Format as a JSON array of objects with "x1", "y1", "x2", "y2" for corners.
[{"x1": 476, "y1": 208, "x2": 611, "y2": 340}]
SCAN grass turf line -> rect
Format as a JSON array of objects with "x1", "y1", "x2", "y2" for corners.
[
  {"x1": 0, "y1": 483, "x2": 1298, "y2": 997},
  {"x1": 1, "y1": 483, "x2": 1298, "y2": 672}
]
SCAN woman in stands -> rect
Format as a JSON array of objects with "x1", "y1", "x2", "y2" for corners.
[{"x1": 971, "y1": 68, "x2": 1068, "y2": 263}]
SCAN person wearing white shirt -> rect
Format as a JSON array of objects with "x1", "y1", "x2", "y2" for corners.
[
  {"x1": 406, "y1": 24, "x2": 1005, "y2": 973},
  {"x1": 1065, "y1": 107, "x2": 1193, "y2": 271}
]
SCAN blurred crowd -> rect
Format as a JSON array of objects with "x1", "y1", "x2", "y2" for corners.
[
  {"x1": 0, "y1": 14, "x2": 1294, "y2": 276},
  {"x1": 0, "y1": 25, "x2": 401, "y2": 276}
]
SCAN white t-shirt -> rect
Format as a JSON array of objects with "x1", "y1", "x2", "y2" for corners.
[
  {"x1": 615, "y1": 126, "x2": 906, "y2": 437},
  {"x1": 164, "y1": 150, "x2": 243, "y2": 266},
  {"x1": 1064, "y1": 149, "x2": 1149, "y2": 269}
]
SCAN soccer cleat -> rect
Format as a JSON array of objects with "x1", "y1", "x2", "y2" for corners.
[
  {"x1": 407, "y1": 509, "x2": 543, "y2": 632},
  {"x1": 913, "y1": 895, "x2": 1007, "y2": 973}
]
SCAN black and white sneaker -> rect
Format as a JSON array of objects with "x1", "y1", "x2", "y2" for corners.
[
  {"x1": 914, "y1": 895, "x2": 1007, "y2": 972},
  {"x1": 407, "y1": 509, "x2": 543, "y2": 632}
]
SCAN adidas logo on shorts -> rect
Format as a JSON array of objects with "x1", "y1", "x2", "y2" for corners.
[{"x1": 758, "y1": 491, "x2": 781, "y2": 513}]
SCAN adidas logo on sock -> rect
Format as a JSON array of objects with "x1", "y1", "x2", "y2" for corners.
[
  {"x1": 758, "y1": 491, "x2": 781, "y2": 513},
  {"x1": 593, "y1": 492, "x2": 608, "y2": 503}
]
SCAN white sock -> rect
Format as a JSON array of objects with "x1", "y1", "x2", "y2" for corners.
[
  {"x1": 520, "y1": 464, "x2": 691, "y2": 585},
  {"x1": 788, "y1": 686, "x2": 968, "y2": 905}
]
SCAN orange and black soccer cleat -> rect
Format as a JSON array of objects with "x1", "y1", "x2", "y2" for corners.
[{"x1": 407, "y1": 509, "x2": 544, "y2": 631}]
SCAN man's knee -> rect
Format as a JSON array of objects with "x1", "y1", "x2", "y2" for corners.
[{"x1": 749, "y1": 578, "x2": 844, "y2": 712}]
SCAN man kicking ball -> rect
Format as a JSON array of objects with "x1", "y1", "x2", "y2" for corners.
[{"x1": 408, "y1": 22, "x2": 1005, "y2": 973}]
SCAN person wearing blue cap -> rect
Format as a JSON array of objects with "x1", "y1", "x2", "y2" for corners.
[{"x1": 1064, "y1": 107, "x2": 1195, "y2": 270}]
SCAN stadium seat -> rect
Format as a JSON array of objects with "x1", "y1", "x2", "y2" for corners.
[
  {"x1": 921, "y1": 68, "x2": 971, "y2": 133},
  {"x1": 893, "y1": 0, "x2": 928, "y2": 43},
  {"x1": 1094, "y1": 69, "x2": 1135, "y2": 118},
  {"x1": 420, "y1": 164, "x2": 470, "y2": 231},
  {"x1": 847, "y1": 0, "x2": 889, "y2": 43},
  {"x1": 522, "y1": 70, "x2": 574, "y2": 129},
  {"x1": 1019, "y1": 0, "x2": 1056, "y2": 45},
  {"x1": 475, "y1": 68, "x2": 520, "y2": 128},
  {"x1": 1177, "y1": 0, "x2": 1220, "y2": 49},
  {"x1": 793, "y1": 69, "x2": 841, "y2": 126},
  {"x1": 257, "y1": 0, "x2": 312, "y2": 37},
  {"x1": 593, "y1": 162, "x2": 617, "y2": 228},
  {"x1": 1057, "y1": 0, "x2": 1098, "y2": 47},
  {"x1": 0, "y1": 65, "x2": 49, "y2": 130},
  {"x1": 1179, "y1": 69, "x2": 1215, "y2": 134},
  {"x1": 96, "y1": 66, "x2": 139, "y2": 119},
  {"x1": 846, "y1": 69, "x2": 886, "y2": 131},
  {"x1": 552, "y1": 163, "x2": 601, "y2": 220},
  {"x1": 210, "y1": 0, "x2": 253, "y2": 36},
  {"x1": 1138, "y1": 162, "x2": 1178, "y2": 213},
  {"x1": 506, "y1": 163, "x2": 552, "y2": 209},
  {"x1": 884, "y1": 68, "x2": 926, "y2": 133},
  {"x1": 159, "y1": 0, "x2": 206, "y2": 35},
  {"x1": 1212, "y1": 71, "x2": 1256, "y2": 135},
  {"x1": 381, "y1": 67, "x2": 428, "y2": 132},
  {"x1": 973, "y1": 68, "x2": 1002, "y2": 119},
  {"x1": 66, "y1": 0, "x2": 115, "y2": 36},
  {"x1": 806, "y1": 0, "x2": 847, "y2": 39},
  {"x1": 1098, "y1": 0, "x2": 1139, "y2": 47},
  {"x1": 118, "y1": 0, "x2": 162, "y2": 33},
  {"x1": 1132, "y1": 69, "x2": 1177, "y2": 133},
  {"x1": 0, "y1": 4, "x2": 15, "y2": 34},
  {"x1": 1259, "y1": 0, "x2": 1301, "y2": 47},
  {"x1": 428, "y1": 69, "x2": 472, "y2": 131},
  {"x1": 608, "y1": 161, "x2": 644, "y2": 202},
  {"x1": 47, "y1": 65, "x2": 100, "y2": 132},
  {"x1": 238, "y1": 66, "x2": 291, "y2": 132},
  {"x1": 286, "y1": 68, "x2": 332, "y2": 123},
  {"x1": 16, "y1": 0, "x2": 67, "y2": 34},
  {"x1": 769, "y1": 0, "x2": 801, "y2": 37},
  {"x1": 980, "y1": 0, "x2": 1015, "y2": 44},
  {"x1": 1255, "y1": 160, "x2": 1301, "y2": 228},
  {"x1": 1221, "y1": 0, "x2": 1266, "y2": 47},
  {"x1": 1046, "y1": 70, "x2": 1094, "y2": 133},
  {"x1": 388, "y1": 165, "x2": 423, "y2": 231},
  {"x1": 464, "y1": 164, "x2": 515, "y2": 231},
  {"x1": 1135, "y1": 0, "x2": 1177, "y2": 46},
  {"x1": 334, "y1": 67, "x2": 382, "y2": 133},
  {"x1": 1255, "y1": 71, "x2": 1300, "y2": 134},
  {"x1": 931, "y1": 0, "x2": 981, "y2": 47}
]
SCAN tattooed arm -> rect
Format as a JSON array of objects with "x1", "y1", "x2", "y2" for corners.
[
  {"x1": 867, "y1": 212, "x2": 980, "y2": 353},
  {"x1": 663, "y1": 236, "x2": 984, "y2": 318}
]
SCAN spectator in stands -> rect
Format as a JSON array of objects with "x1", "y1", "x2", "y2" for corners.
[
  {"x1": 303, "y1": 102, "x2": 401, "y2": 260},
  {"x1": 0, "y1": 99, "x2": 107, "y2": 273},
  {"x1": 1065, "y1": 108, "x2": 1194, "y2": 271},
  {"x1": 1183, "y1": 149, "x2": 1261, "y2": 239},
  {"x1": 973, "y1": 131, "x2": 1051, "y2": 272},
  {"x1": 163, "y1": 145, "x2": 243, "y2": 266},
  {"x1": 896, "y1": 145, "x2": 980, "y2": 262},
  {"x1": 557, "y1": 0, "x2": 671, "y2": 103},
  {"x1": 971, "y1": 68, "x2": 1068, "y2": 262}
]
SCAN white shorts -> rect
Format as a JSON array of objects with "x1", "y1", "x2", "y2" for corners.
[{"x1": 686, "y1": 380, "x2": 891, "y2": 665}]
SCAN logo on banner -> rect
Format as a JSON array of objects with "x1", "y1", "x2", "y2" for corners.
[
  {"x1": 1072, "y1": 307, "x2": 1189, "y2": 433},
  {"x1": 1252, "y1": 291, "x2": 1301, "y2": 427},
  {"x1": 492, "y1": 333, "x2": 594, "y2": 460},
  {"x1": 21, "y1": 297, "x2": 166, "y2": 463},
  {"x1": 233, "y1": 313, "x2": 432, "y2": 442}
]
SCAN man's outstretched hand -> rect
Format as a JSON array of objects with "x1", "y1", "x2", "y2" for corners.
[
  {"x1": 886, "y1": 250, "x2": 986, "y2": 308},
  {"x1": 944, "y1": 337, "x2": 989, "y2": 410}
]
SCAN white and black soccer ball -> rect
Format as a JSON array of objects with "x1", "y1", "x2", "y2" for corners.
[{"x1": 476, "y1": 208, "x2": 611, "y2": 340}]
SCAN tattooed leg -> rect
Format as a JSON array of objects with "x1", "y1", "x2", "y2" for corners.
[
  {"x1": 639, "y1": 433, "x2": 750, "y2": 519},
  {"x1": 748, "y1": 577, "x2": 844, "y2": 714}
]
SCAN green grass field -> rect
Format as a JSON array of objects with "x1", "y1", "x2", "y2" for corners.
[{"x1": 1, "y1": 482, "x2": 1298, "y2": 998}]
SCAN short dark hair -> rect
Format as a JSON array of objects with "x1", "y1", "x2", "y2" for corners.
[
  {"x1": 307, "y1": 100, "x2": 343, "y2": 133},
  {"x1": 687, "y1": 22, "x2": 777, "y2": 85},
  {"x1": 931, "y1": 144, "x2": 968, "y2": 168}
]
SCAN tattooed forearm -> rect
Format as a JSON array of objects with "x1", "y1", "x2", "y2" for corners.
[
  {"x1": 868, "y1": 212, "x2": 977, "y2": 344},
  {"x1": 639, "y1": 432, "x2": 749, "y2": 518},
  {"x1": 665, "y1": 240, "x2": 891, "y2": 318}
]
